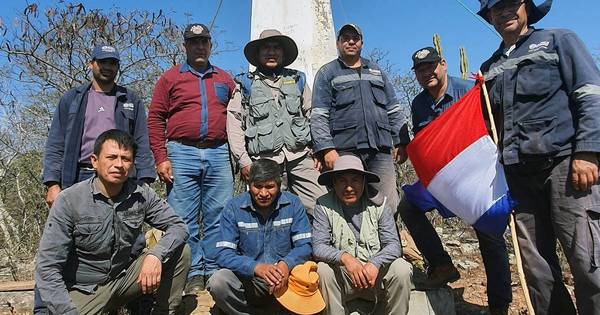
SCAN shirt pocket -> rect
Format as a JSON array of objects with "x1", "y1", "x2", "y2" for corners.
[
  {"x1": 74, "y1": 216, "x2": 105, "y2": 253},
  {"x1": 516, "y1": 117, "x2": 559, "y2": 156},
  {"x1": 273, "y1": 218, "x2": 293, "y2": 255},
  {"x1": 333, "y1": 81, "x2": 357, "y2": 108},
  {"x1": 516, "y1": 62, "x2": 553, "y2": 99},
  {"x1": 214, "y1": 82, "x2": 230, "y2": 104},
  {"x1": 248, "y1": 96, "x2": 271, "y2": 120},
  {"x1": 237, "y1": 221, "x2": 261, "y2": 255}
]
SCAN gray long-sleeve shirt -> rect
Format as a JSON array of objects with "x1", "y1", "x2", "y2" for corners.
[
  {"x1": 312, "y1": 197, "x2": 401, "y2": 268},
  {"x1": 35, "y1": 177, "x2": 188, "y2": 314}
]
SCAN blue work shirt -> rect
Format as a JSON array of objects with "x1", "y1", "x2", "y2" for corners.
[
  {"x1": 411, "y1": 76, "x2": 474, "y2": 135},
  {"x1": 214, "y1": 191, "x2": 312, "y2": 278},
  {"x1": 481, "y1": 28, "x2": 600, "y2": 165}
]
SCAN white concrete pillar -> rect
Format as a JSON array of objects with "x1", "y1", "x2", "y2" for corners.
[{"x1": 250, "y1": 0, "x2": 337, "y2": 87}]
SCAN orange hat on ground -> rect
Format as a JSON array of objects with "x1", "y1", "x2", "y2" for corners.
[{"x1": 275, "y1": 261, "x2": 325, "y2": 315}]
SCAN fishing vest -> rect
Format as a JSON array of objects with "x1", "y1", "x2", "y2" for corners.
[
  {"x1": 235, "y1": 69, "x2": 311, "y2": 156},
  {"x1": 316, "y1": 192, "x2": 385, "y2": 262}
]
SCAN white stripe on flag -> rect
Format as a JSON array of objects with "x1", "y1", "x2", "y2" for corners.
[
  {"x1": 216, "y1": 241, "x2": 237, "y2": 249},
  {"x1": 428, "y1": 136, "x2": 509, "y2": 225},
  {"x1": 292, "y1": 233, "x2": 312, "y2": 242}
]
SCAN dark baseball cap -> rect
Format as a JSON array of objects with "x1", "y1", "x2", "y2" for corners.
[
  {"x1": 411, "y1": 47, "x2": 442, "y2": 69},
  {"x1": 184, "y1": 23, "x2": 211, "y2": 40},
  {"x1": 91, "y1": 44, "x2": 120, "y2": 61},
  {"x1": 337, "y1": 24, "x2": 362, "y2": 39}
]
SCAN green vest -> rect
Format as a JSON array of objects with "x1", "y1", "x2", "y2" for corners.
[
  {"x1": 317, "y1": 192, "x2": 385, "y2": 262},
  {"x1": 236, "y1": 69, "x2": 311, "y2": 156}
]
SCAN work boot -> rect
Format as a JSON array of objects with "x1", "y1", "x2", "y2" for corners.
[
  {"x1": 184, "y1": 275, "x2": 205, "y2": 295},
  {"x1": 423, "y1": 263, "x2": 460, "y2": 288}
]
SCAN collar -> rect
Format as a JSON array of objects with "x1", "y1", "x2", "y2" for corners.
[
  {"x1": 89, "y1": 176, "x2": 141, "y2": 200},
  {"x1": 78, "y1": 82, "x2": 127, "y2": 99},
  {"x1": 239, "y1": 191, "x2": 292, "y2": 213},
  {"x1": 491, "y1": 27, "x2": 536, "y2": 58},
  {"x1": 179, "y1": 62, "x2": 216, "y2": 75},
  {"x1": 337, "y1": 57, "x2": 370, "y2": 69}
]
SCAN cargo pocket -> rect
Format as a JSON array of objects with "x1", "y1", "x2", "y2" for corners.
[
  {"x1": 245, "y1": 124, "x2": 278, "y2": 155},
  {"x1": 376, "y1": 121, "x2": 393, "y2": 149},
  {"x1": 517, "y1": 117, "x2": 559, "y2": 156},
  {"x1": 248, "y1": 96, "x2": 271, "y2": 120},
  {"x1": 333, "y1": 81, "x2": 357, "y2": 108},
  {"x1": 587, "y1": 206, "x2": 600, "y2": 269},
  {"x1": 74, "y1": 217, "x2": 104, "y2": 252},
  {"x1": 290, "y1": 117, "x2": 311, "y2": 148},
  {"x1": 331, "y1": 120, "x2": 357, "y2": 149},
  {"x1": 370, "y1": 79, "x2": 388, "y2": 106},
  {"x1": 214, "y1": 82, "x2": 230, "y2": 104},
  {"x1": 516, "y1": 63, "x2": 552, "y2": 99}
]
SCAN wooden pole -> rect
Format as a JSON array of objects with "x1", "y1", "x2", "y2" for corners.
[{"x1": 478, "y1": 71, "x2": 535, "y2": 315}]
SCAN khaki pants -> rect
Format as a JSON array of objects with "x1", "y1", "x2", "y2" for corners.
[
  {"x1": 280, "y1": 154, "x2": 327, "y2": 217},
  {"x1": 70, "y1": 244, "x2": 190, "y2": 314},
  {"x1": 317, "y1": 259, "x2": 412, "y2": 315}
]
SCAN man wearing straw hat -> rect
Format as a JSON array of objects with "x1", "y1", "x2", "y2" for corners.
[
  {"x1": 479, "y1": 0, "x2": 600, "y2": 313},
  {"x1": 312, "y1": 154, "x2": 412, "y2": 314},
  {"x1": 227, "y1": 29, "x2": 326, "y2": 215},
  {"x1": 398, "y1": 46, "x2": 511, "y2": 315},
  {"x1": 207, "y1": 159, "x2": 313, "y2": 314}
]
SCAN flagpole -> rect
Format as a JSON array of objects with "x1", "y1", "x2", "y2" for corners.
[{"x1": 478, "y1": 71, "x2": 535, "y2": 315}]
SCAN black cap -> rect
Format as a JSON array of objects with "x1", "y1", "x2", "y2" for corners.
[
  {"x1": 183, "y1": 23, "x2": 211, "y2": 40},
  {"x1": 337, "y1": 24, "x2": 362, "y2": 39},
  {"x1": 411, "y1": 47, "x2": 442, "y2": 70},
  {"x1": 91, "y1": 44, "x2": 120, "y2": 61}
]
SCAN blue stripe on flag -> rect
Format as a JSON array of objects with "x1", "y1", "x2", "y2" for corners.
[
  {"x1": 472, "y1": 192, "x2": 516, "y2": 237},
  {"x1": 401, "y1": 181, "x2": 456, "y2": 218}
]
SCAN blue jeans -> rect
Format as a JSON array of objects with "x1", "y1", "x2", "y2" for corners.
[
  {"x1": 167, "y1": 141, "x2": 233, "y2": 278},
  {"x1": 398, "y1": 194, "x2": 512, "y2": 308}
]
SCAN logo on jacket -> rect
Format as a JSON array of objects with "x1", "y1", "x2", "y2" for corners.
[
  {"x1": 528, "y1": 41, "x2": 550, "y2": 52},
  {"x1": 123, "y1": 103, "x2": 134, "y2": 111}
]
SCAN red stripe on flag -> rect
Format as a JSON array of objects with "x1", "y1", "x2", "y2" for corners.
[{"x1": 407, "y1": 82, "x2": 488, "y2": 187}]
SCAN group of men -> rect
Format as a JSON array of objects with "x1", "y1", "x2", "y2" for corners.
[{"x1": 33, "y1": 0, "x2": 600, "y2": 314}]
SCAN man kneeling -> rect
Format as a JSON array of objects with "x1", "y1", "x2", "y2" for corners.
[
  {"x1": 35, "y1": 129, "x2": 190, "y2": 314},
  {"x1": 312, "y1": 154, "x2": 412, "y2": 315},
  {"x1": 207, "y1": 159, "x2": 312, "y2": 314}
]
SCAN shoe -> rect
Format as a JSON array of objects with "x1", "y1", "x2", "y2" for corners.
[
  {"x1": 423, "y1": 263, "x2": 460, "y2": 288},
  {"x1": 489, "y1": 305, "x2": 509, "y2": 315},
  {"x1": 184, "y1": 275, "x2": 205, "y2": 295}
]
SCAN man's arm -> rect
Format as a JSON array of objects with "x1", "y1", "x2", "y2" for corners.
[
  {"x1": 34, "y1": 194, "x2": 78, "y2": 314},
  {"x1": 311, "y1": 204, "x2": 344, "y2": 264},
  {"x1": 382, "y1": 70, "x2": 409, "y2": 146},
  {"x1": 43, "y1": 95, "x2": 69, "y2": 207},
  {"x1": 143, "y1": 187, "x2": 189, "y2": 262},
  {"x1": 147, "y1": 75, "x2": 173, "y2": 184},
  {"x1": 556, "y1": 31, "x2": 600, "y2": 190},
  {"x1": 280, "y1": 198, "x2": 312, "y2": 270},
  {"x1": 214, "y1": 201, "x2": 259, "y2": 278},
  {"x1": 226, "y1": 84, "x2": 253, "y2": 179},
  {"x1": 368, "y1": 205, "x2": 402, "y2": 268},
  {"x1": 131, "y1": 93, "x2": 157, "y2": 183},
  {"x1": 310, "y1": 66, "x2": 335, "y2": 153}
]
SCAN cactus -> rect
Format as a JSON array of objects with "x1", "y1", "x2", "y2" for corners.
[
  {"x1": 433, "y1": 33, "x2": 443, "y2": 58},
  {"x1": 460, "y1": 46, "x2": 469, "y2": 80}
]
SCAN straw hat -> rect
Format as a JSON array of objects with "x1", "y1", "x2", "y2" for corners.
[{"x1": 275, "y1": 261, "x2": 325, "y2": 315}]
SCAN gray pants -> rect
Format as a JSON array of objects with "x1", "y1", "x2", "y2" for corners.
[
  {"x1": 317, "y1": 259, "x2": 412, "y2": 315},
  {"x1": 281, "y1": 154, "x2": 327, "y2": 216},
  {"x1": 505, "y1": 156, "x2": 600, "y2": 315},
  {"x1": 207, "y1": 269, "x2": 286, "y2": 315},
  {"x1": 70, "y1": 244, "x2": 190, "y2": 314}
]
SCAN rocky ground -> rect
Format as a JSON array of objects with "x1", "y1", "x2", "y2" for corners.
[{"x1": 0, "y1": 215, "x2": 574, "y2": 314}]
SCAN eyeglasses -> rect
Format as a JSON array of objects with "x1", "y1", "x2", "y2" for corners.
[{"x1": 490, "y1": 0, "x2": 525, "y2": 13}]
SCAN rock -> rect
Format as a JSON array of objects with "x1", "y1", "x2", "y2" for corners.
[
  {"x1": 457, "y1": 260, "x2": 480, "y2": 271},
  {"x1": 445, "y1": 240, "x2": 460, "y2": 247},
  {"x1": 409, "y1": 287, "x2": 455, "y2": 315},
  {"x1": 460, "y1": 243, "x2": 479, "y2": 254}
]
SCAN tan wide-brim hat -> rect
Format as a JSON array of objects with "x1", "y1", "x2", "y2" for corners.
[
  {"x1": 244, "y1": 29, "x2": 298, "y2": 68},
  {"x1": 275, "y1": 261, "x2": 325, "y2": 315},
  {"x1": 318, "y1": 154, "x2": 380, "y2": 187}
]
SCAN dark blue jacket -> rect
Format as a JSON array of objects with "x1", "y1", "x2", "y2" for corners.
[
  {"x1": 311, "y1": 58, "x2": 408, "y2": 153},
  {"x1": 43, "y1": 83, "x2": 156, "y2": 187},
  {"x1": 214, "y1": 191, "x2": 312, "y2": 278},
  {"x1": 481, "y1": 28, "x2": 600, "y2": 165}
]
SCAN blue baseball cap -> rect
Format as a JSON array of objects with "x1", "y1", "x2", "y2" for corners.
[
  {"x1": 478, "y1": 0, "x2": 552, "y2": 25},
  {"x1": 91, "y1": 44, "x2": 120, "y2": 61}
]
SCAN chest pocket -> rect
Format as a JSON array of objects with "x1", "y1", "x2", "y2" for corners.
[
  {"x1": 273, "y1": 218, "x2": 293, "y2": 255},
  {"x1": 370, "y1": 79, "x2": 388, "y2": 107},
  {"x1": 333, "y1": 81, "x2": 357, "y2": 108},
  {"x1": 74, "y1": 216, "x2": 106, "y2": 253},
  {"x1": 516, "y1": 60, "x2": 556, "y2": 99},
  {"x1": 237, "y1": 221, "x2": 260, "y2": 255}
]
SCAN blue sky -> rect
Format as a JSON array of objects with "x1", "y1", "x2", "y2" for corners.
[{"x1": 1, "y1": 0, "x2": 599, "y2": 78}]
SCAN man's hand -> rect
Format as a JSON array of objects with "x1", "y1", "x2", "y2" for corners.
[
  {"x1": 240, "y1": 165, "x2": 251, "y2": 182},
  {"x1": 313, "y1": 156, "x2": 323, "y2": 172},
  {"x1": 341, "y1": 253, "x2": 369, "y2": 289},
  {"x1": 571, "y1": 152, "x2": 599, "y2": 191},
  {"x1": 45, "y1": 184, "x2": 62, "y2": 208},
  {"x1": 323, "y1": 149, "x2": 339, "y2": 170},
  {"x1": 272, "y1": 261, "x2": 290, "y2": 295},
  {"x1": 363, "y1": 262, "x2": 379, "y2": 288},
  {"x1": 393, "y1": 145, "x2": 409, "y2": 164},
  {"x1": 137, "y1": 254, "x2": 162, "y2": 295},
  {"x1": 254, "y1": 263, "x2": 284, "y2": 288},
  {"x1": 157, "y1": 160, "x2": 173, "y2": 184}
]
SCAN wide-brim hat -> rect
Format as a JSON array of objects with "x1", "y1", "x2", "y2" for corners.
[
  {"x1": 275, "y1": 261, "x2": 325, "y2": 315},
  {"x1": 244, "y1": 29, "x2": 298, "y2": 68},
  {"x1": 318, "y1": 154, "x2": 380, "y2": 187},
  {"x1": 477, "y1": 0, "x2": 552, "y2": 25}
]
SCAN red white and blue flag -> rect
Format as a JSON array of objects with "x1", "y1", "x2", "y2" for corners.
[{"x1": 401, "y1": 78, "x2": 515, "y2": 237}]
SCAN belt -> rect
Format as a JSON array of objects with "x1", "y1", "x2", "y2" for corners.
[{"x1": 174, "y1": 139, "x2": 226, "y2": 149}]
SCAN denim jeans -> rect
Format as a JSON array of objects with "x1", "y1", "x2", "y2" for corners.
[
  {"x1": 398, "y1": 194, "x2": 512, "y2": 308},
  {"x1": 167, "y1": 141, "x2": 233, "y2": 278}
]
